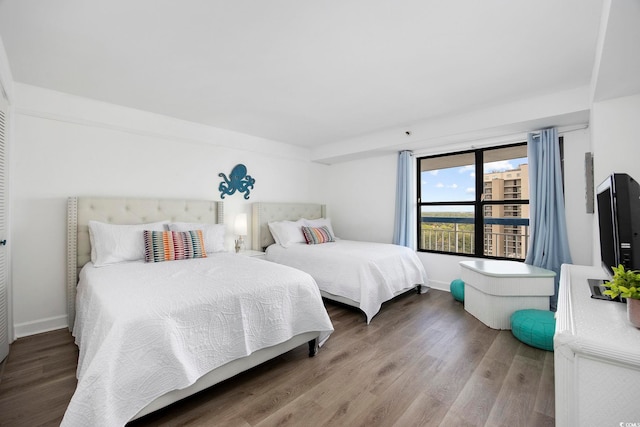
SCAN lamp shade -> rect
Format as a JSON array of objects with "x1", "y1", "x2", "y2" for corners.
[{"x1": 234, "y1": 213, "x2": 248, "y2": 236}]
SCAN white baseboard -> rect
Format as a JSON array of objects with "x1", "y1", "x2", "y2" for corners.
[
  {"x1": 13, "y1": 315, "x2": 68, "y2": 339},
  {"x1": 427, "y1": 280, "x2": 449, "y2": 293}
]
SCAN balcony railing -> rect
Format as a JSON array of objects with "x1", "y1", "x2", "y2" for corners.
[{"x1": 420, "y1": 216, "x2": 530, "y2": 259}]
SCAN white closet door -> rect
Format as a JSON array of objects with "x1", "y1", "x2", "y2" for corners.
[{"x1": 0, "y1": 94, "x2": 8, "y2": 361}]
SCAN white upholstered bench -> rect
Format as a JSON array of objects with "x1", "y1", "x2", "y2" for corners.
[{"x1": 459, "y1": 260, "x2": 555, "y2": 330}]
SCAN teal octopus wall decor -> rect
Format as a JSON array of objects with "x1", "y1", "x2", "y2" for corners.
[{"x1": 218, "y1": 164, "x2": 255, "y2": 199}]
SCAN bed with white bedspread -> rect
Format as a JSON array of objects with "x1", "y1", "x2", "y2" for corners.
[
  {"x1": 63, "y1": 197, "x2": 333, "y2": 427},
  {"x1": 252, "y1": 202, "x2": 428, "y2": 323}
]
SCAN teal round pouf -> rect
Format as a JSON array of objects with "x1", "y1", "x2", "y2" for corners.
[
  {"x1": 510, "y1": 309, "x2": 555, "y2": 351},
  {"x1": 450, "y1": 279, "x2": 465, "y2": 302}
]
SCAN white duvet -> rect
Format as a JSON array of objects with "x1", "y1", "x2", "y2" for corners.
[
  {"x1": 265, "y1": 240, "x2": 428, "y2": 323},
  {"x1": 63, "y1": 254, "x2": 333, "y2": 427}
]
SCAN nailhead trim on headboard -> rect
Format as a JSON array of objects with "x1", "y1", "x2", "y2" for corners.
[{"x1": 66, "y1": 197, "x2": 223, "y2": 332}]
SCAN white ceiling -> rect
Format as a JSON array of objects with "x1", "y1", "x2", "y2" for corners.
[{"x1": 0, "y1": 0, "x2": 604, "y2": 148}]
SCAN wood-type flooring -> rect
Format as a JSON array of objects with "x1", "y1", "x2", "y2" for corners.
[{"x1": 0, "y1": 289, "x2": 554, "y2": 426}]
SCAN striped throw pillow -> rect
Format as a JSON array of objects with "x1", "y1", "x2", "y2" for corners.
[
  {"x1": 143, "y1": 230, "x2": 207, "y2": 262},
  {"x1": 301, "y1": 225, "x2": 335, "y2": 245}
]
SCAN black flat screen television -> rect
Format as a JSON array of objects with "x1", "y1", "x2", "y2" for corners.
[{"x1": 596, "y1": 172, "x2": 640, "y2": 277}]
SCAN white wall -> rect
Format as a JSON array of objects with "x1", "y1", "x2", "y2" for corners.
[
  {"x1": 590, "y1": 93, "x2": 640, "y2": 266},
  {"x1": 0, "y1": 35, "x2": 14, "y2": 344},
  {"x1": 562, "y1": 128, "x2": 594, "y2": 267},
  {"x1": 10, "y1": 83, "x2": 326, "y2": 337},
  {"x1": 322, "y1": 154, "x2": 397, "y2": 242},
  {"x1": 322, "y1": 128, "x2": 593, "y2": 292},
  {"x1": 591, "y1": 94, "x2": 640, "y2": 185}
]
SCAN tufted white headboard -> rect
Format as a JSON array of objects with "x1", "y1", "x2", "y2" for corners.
[
  {"x1": 252, "y1": 202, "x2": 326, "y2": 251},
  {"x1": 67, "y1": 197, "x2": 224, "y2": 330}
]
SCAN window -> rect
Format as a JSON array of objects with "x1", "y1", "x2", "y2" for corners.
[{"x1": 417, "y1": 143, "x2": 529, "y2": 260}]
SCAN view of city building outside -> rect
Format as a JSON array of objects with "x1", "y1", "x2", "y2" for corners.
[
  {"x1": 419, "y1": 147, "x2": 529, "y2": 259},
  {"x1": 482, "y1": 164, "x2": 529, "y2": 258}
]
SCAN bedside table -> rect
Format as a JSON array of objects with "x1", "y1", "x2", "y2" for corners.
[{"x1": 236, "y1": 250, "x2": 266, "y2": 260}]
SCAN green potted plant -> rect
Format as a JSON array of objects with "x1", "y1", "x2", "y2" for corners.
[{"x1": 603, "y1": 264, "x2": 640, "y2": 328}]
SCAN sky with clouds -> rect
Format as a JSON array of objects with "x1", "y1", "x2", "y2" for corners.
[{"x1": 421, "y1": 158, "x2": 526, "y2": 211}]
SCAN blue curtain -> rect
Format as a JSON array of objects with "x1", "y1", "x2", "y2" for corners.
[
  {"x1": 525, "y1": 128, "x2": 572, "y2": 311},
  {"x1": 393, "y1": 150, "x2": 415, "y2": 248}
]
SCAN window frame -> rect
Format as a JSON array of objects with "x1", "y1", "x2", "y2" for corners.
[{"x1": 416, "y1": 142, "x2": 530, "y2": 260}]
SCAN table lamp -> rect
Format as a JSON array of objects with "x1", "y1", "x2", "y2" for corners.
[{"x1": 234, "y1": 213, "x2": 248, "y2": 253}]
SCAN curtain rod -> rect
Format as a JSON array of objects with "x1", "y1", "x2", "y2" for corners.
[{"x1": 521, "y1": 124, "x2": 588, "y2": 137}]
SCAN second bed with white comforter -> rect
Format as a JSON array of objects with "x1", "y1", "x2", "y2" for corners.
[{"x1": 266, "y1": 239, "x2": 428, "y2": 323}]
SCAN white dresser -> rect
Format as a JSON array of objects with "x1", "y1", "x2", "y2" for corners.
[{"x1": 555, "y1": 264, "x2": 640, "y2": 427}]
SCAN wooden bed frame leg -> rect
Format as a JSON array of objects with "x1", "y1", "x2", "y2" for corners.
[
  {"x1": 416, "y1": 284, "x2": 422, "y2": 294},
  {"x1": 308, "y1": 339, "x2": 318, "y2": 357}
]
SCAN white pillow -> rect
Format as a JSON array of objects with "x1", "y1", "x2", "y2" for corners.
[
  {"x1": 88, "y1": 220, "x2": 169, "y2": 267},
  {"x1": 303, "y1": 217, "x2": 336, "y2": 238},
  {"x1": 167, "y1": 222, "x2": 225, "y2": 253},
  {"x1": 268, "y1": 219, "x2": 306, "y2": 248}
]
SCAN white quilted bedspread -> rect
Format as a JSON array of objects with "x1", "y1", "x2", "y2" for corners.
[
  {"x1": 62, "y1": 254, "x2": 333, "y2": 427},
  {"x1": 266, "y1": 240, "x2": 428, "y2": 323}
]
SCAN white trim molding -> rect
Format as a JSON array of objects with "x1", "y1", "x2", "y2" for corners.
[{"x1": 14, "y1": 314, "x2": 68, "y2": 339}]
